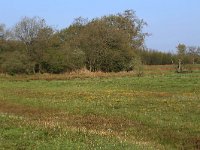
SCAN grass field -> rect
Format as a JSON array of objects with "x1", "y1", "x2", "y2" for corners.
[{"x1": 0, "y1": 69, "x2": 200, "y2": 149}]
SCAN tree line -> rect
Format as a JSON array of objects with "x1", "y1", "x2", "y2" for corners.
[{"x1": 0, "y1": 10, "x2": 200, "y2": 75}]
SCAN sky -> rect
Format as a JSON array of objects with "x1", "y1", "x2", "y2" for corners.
[{"x1": 0, "y1": 0, "x2": 200, "y2": 52}]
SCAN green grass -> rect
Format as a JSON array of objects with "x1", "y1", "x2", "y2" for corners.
[
  {"x1": 1, "y1": 114, "x2": 145, "y2": 150},
  {"x1": 0, "y1": 72, "x2": 200, "y2": 149}
]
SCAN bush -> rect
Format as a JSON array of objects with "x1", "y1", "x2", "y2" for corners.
[
  {"x1": 1, "y1": 51, "x2": 32, "y2": 75},
  {"x1": 42, "y1": 48, "x2": 86, "y2": 73}
]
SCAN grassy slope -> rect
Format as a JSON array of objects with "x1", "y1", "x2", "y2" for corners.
[{"x1": 0, "y1": 72, "x2": 200, "y2": 149}]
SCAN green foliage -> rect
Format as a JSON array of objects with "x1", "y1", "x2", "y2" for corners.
[
  {"x1": 1, "y1": 51, "x2": 33, "y2": 75},
  {"x1": 78, "y1": 19, "x2": 133, "y2": 72},
  {"x1": 176, "y1": 44, "x2": 188, "y2": 73},
  {"x1": 1, "y1": 11, "x2": 200, "y2": 75},
  {"x1": 0, "y1": 10, "x2": 147, "y2": 74},
  {"x1": 177, "y1": 44, "x2": 186, "y2": 59},
  {"x1": 40, "y1": 46, "x2": 85, "y2": 73},
  {"x1": 138, "y1": 49, "x2": 174, "y2": 65}
]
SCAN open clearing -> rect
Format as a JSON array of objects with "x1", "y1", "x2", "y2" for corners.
[{"x1": 0, "y1": 71, "x2": 200, "y2": 149}]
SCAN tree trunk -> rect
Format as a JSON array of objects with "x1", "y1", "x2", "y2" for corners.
[
  {"x1": 178, "y1": 59, "x2": 182, "y2": 73},
  {"x1": 89, "y1": 63, "x2": 92, "y2": 72},
  {"x1": 38, "y1": 64, "x2": 41, "y2": 74},
  {"x1": 192, "y1": 58, "x2": 195, "y2": 64},
  {"x1": 33, "y1": 67, "x2": 36, "y2": 74}
]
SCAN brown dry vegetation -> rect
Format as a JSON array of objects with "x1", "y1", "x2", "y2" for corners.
[{"x1": 0, "y1": 65, "x2": 200, "y2": 81}]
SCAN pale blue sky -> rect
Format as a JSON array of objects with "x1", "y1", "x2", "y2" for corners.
[{"x1": 0, "y1": 0, "x2": 199, "y2": 52}]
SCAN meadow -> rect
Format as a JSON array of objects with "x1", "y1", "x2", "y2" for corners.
[{"x1": 0, "y1": 66, "x2": 200, "y2": 149}]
